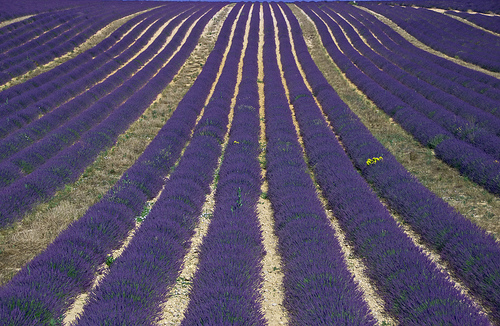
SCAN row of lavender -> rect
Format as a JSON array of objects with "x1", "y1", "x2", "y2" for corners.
[
  {"x1": 446, "y1": 10, "x2": 500, "y2": 34},
  {"x1": 303, "y1": 2, "x2": 500, "y2": 195},
  {"x1": 362, "y1": 3, "x2": 500, "y2": 72},
  {"x1": 0, "y1": 2, "x2": 156, "y2": 85},
  {"x1": 275, "y1": 3, "x2": 492, "y2": 324},
  {"x1": 0, "y1": 2, "x2": 233, "y2": 324},
  {"x1": 297, "y1": 2, "x2": 500, "y2": 323},
  {"x1": 0, "y1": 3, "x2": 210, "y2": 227}
]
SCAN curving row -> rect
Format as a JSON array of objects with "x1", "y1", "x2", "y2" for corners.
[
  {"x1": 339, "y1": 6, "x2": 500, "y2": 113},
  {"x1": 0, "y1": 5, "x2": 199, "y2": 184},
  {"x1": 74, "y1": 3, "x2": 247, "y2": 324},
  {"x1": 0, "y1": 9, "x2": 81, "y2": 54},
  {"x1": 446, "y1": 11, "x2": 500, "y2": 34},
  {"x1": 0, "y1": 2, "x2": 156, "y2": 85},
  {"x1": 0, "y1": 5, "x2": 186, "y2": 138},
  {"x1": 0, "y1": 2, "x2": 231, "y2": 324},
  {"x1": 294, "y1": 3, "x2": 500, "y2": 323},
  {"x1": 357, "y1": 5, "x2": 500, "y2": 93},
  {"x1": 0, "y1": 6, "x2": 102, "y2": 65},
  {"x1": 334, "y1": 3, "x2": 500, "y2": 129},
  {"x1": 0, "y1": 0, "x2": 99, "y2": 23},
  {"x1": 317, "y1": 3, "x2": 500, "y2": 157},
  {"x1": 382, "y1": 0, "x2": 500, "y2": 13},
  {"x1": 180, "y1": 4, "x2": 265, "y2": 324},
  {"x1": 276, "y1": 3, "x2": 492, "y2": 324},
  {"x1": 262, "y1": 3, "x2": 375, "y2": 325},
  {"x1": 0, "y1": 3, "x2": 216, "y2": 227},
  {"x1": 0, "y1": 4, "x2": 190, "y2": 171},
  {"x1": 0, "y1": 8, "x2": 147, "y2": 105},
  {"x1": 301, "y1": 2, "x2": 500, "y2": 195},
  {"x1": 362, "y1": 4, "x2": 500, "y2": 72},
  {"x1": 320, "y1": 4, "x2": 500, "y2": 157}
]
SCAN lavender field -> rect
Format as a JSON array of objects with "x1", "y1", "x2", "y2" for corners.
[{"x1": 0, "y1": 0, "x2": 499, "y2": 325}]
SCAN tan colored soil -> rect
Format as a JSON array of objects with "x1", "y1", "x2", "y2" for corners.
[
  {"x1": 256, "y1": 6, "x2": 287, "y2": 325},
  {"x1": 0, "y1": 15, "x2": 34, "y2": 29}
]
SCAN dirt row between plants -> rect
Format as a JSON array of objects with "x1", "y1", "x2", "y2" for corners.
[
  {"x1": 0, "y1": 4, "x2": 230, "y2": 288},
  {"x1": 0, "y1": 14, "x2": 34, "y2": 29},
  {"x1": 256, "y1": 5, "x2": 287, "y2": 326}
]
